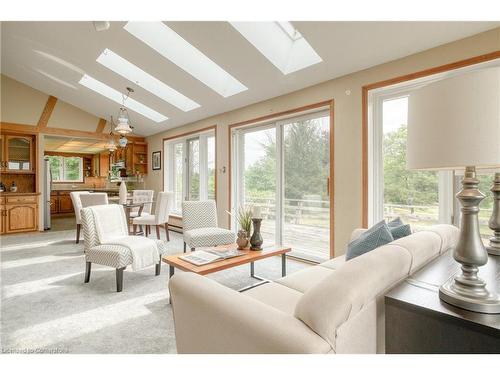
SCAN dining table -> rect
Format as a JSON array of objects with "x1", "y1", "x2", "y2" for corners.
[{"x1": 108, "y1": 196, "x2": 153, "y2": 235}]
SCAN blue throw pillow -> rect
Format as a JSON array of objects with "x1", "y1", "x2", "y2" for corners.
[
  {"x1": 346, "y1": 220, "x2": 394, "y2": 261},
  {"x1": 390, "y1": 224, "x2": 412, "y2": 240},
  {"x1": 387, "y1": 217, "x2": 412, "y2": 239},
  {"x1": 387, "y1": 217, "x2": 403, "y2": 228}
]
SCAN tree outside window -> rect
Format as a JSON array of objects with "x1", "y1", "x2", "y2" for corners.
[{"x1": 47, "y1": 155, "x2": 83, "y2": 182}]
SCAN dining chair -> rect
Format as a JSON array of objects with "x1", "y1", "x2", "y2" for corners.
[
  {"x1": 80, "y1": 193, "x2": 109, "y2": 208},
  {"x1": 181, "y1": 200, "x2": 235, "y2": 252},
  {"x1": 69, "y1": 191, "x2": 90, "y2": 243},
  {"x1": 132, "y1": 191, "x2": 173, "y2": 240},
  {"x1": 129, "y1": 190, "x2": 154, "y2": 219}
]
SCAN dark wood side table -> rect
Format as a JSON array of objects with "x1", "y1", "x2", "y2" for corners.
[{"x1": 385, "y1": 251, "x2": 500, "y2": 353}]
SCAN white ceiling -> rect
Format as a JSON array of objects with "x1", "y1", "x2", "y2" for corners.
[{"x1": 2, "y1": 21, "x2": 499, "y2": 136}]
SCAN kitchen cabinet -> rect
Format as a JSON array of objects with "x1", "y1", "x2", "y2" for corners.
[
  {"x1": 58, "y1": 193, "x2": 74, "y2": 213},
  {"x1": 50, "y1": 191, "x2": 74, "y2": 215},
  {"x1": 0, "y1": 194, "x2": 39, "y2": 234},
  {"x1": 99, "y1": 152, "x2": 110, "y2": 177},
  {"x1": 4, "y1": 135, "x2": 34, "y2": 172}
]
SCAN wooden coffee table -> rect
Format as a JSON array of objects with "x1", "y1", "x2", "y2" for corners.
[{"x1": 162, "y1": 243, "x2": 291, "y2": 292}]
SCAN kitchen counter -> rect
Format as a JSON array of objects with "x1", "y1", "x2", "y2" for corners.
[{"x1": 51, "y1": 187, "x2": 119, "y2": 193}]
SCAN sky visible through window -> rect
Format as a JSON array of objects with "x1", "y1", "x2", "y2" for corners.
[{"x1": 382, "y1": 96, "x2": 408, "y2": 134}]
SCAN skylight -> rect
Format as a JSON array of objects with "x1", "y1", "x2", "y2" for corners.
[
  {"x1": 96, "y1": 49, "x2": 200, "y2": 112},
  {"x1": 78, "y1": 75, "x2": 168, "y2": 123},
  {"x1": 123, "y1": 22, "x2": 248, "y2": 98},
  {"x1": 230, "y1": 22, "x2": 322, "y2": 75}
]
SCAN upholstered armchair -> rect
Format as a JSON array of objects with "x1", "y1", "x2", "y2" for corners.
[
  {"x1": 132, "y1": 191, "x2": 173, "y2": 240},
  {"x1": 181, "y1": 200, "x2": 235, "y2": 252},
  {"x1": 69, "y1": 191, "x2": 89, "y2": 243},
  {"x1": 80, "y1": 204, "x2": 168, "y2": 292}
]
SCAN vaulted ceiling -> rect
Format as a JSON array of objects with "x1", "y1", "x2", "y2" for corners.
[{"x1": 2, "y1": 21, "x2": 499, "y2": 136}]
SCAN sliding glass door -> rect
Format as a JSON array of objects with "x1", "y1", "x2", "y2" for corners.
[
  {"x1": 232, "y1": 110, "x2": 331, "y2": 261},
  {"x1": 165, "y1": 130, "x2": 215, "y2": 216}
]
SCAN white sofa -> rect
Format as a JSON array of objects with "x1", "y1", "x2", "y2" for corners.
[{"x1": 169, "y1": 224, "x2": 459, "y2": 354}]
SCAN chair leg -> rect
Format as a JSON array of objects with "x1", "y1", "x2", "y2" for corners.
[
  {"x1": 116, "y1": 267, "x2": 125, "y2": 292},
  {"x1": 84, "y1": 262, "x2": 91, "y2": 283},
  {"x1": 133, "y1": 224, "x2": 137, "y2": 235},
  {"x1": 164, "y1": 223, "x2": 170, "y2": 241},
  {"x1": 155, "y1": 225, "x2": 160, "y2": 239},
  {"x1": 155, "y1": 261, "x2": 161, "y2": 276},
  {"x1": 183, "y1": 242, "x2": 186, "y2": 253},
  {"x1": 145, "y1": 225, "x2": 149, "y2": 237},
  {"x1": 76, "y1": 224, "x2": 81, "y2": 244}
]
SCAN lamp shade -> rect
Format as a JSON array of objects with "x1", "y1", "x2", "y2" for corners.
[{"x1": 407, "y1": 66, "x2": 500, "y2": 170}]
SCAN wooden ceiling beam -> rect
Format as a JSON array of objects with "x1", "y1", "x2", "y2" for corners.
[
  {"x1": 95, "y1": 118, "x2": 107, "y2": 133},
  {"x1": 37, "y1": 95, "x2": 58, "y2": 128}
]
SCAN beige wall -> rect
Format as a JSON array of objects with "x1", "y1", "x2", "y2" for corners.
[
  {"x1": 0, "y1": 74, "x2": 102, "y2": 131},
  {"x1": 48, "y1": 100, "x2": 102, "y2": 131},
  {"x1": 145, "y1": 27, "x2": 500, "y2": 256},
  {"x1": 0, "y1": 74, "x2": 49, "y2": 125}
]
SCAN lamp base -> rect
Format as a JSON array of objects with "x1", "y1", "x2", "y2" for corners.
[
  {"x1": 439, "y1": 274, "x2": 500, "y2": 314},
  {"x1": 486, "y1": 235, "x2": 500, "y2": 256}
]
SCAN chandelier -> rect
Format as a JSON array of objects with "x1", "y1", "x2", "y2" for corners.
[{"x1": 110, "y1": 87, "x2": 134, "y2": 135}]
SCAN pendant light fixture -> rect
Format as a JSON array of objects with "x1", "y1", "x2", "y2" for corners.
[{"x1": 111, "y1": 87, "x2": 134, "y2": 135}]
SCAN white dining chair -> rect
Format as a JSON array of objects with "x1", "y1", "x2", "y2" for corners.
[
  {"x1": 132, "y1": 192, "x2": 173, "y2": 240},
  {"x1": 69, "y1": 191, "x2": 89, "y2": 243}
]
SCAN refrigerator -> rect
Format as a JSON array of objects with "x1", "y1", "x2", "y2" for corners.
[{"x1": 43, "y1": 156, "x2": 52, "y2": 230}]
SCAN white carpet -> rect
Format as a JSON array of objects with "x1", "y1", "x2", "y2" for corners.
[{"x1": 0, "y1": 228, "x2": 308, "y2": 353}]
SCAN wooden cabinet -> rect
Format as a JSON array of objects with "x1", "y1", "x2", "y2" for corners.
[
  {"x1": 0, "y1": 194, "x2": 39, "y2": 234},
  {"x1": 99, "y1": 152, "x2": 110, "y2": 177},
  {"x1": 50, "y1": 191, "x2": 75, "y2": 215},
  {"x1": 58, "y1": 193, "x2": 74, "y2": 213},
  {"x1": 4, "y1": 135, "x2": 34, "y2": 172},
  {"x1": 0, "y1": 196, "x2": 5, "y2": 234}
]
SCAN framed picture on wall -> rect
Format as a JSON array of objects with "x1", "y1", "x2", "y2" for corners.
[{"x1": 152, "y1": 151, "x2": 161, "y2": 170}]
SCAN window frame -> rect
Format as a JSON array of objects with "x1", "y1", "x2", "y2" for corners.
[
  {"x1": 230, "y1": 108, "x2": 331, "y2": 260},
  {"x1": 368, "y1": 83, "x2": 455, "y2": 227},
  {"x1": 48, "y1": 155, "x2": 84, "y2": 183},
  {"x1": 163, "y1": 128, "x2": 216, "y2": 216}
]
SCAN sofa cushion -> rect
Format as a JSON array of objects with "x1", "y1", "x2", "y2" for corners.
[
  {"x1": 319, "y1": 255, "x2": 346, "y2": 270},
  {"x1": 387, "y1": 217, "x2": 403, "y2": 227},
  {"x1": 425, "y1": 224, "x2": 460, "y2": 253},
  {"x1": 243, "y1": 282, "x2": 303, "y2": 315},
  {"x1": 275, "y1": 266, "x2": 334, "y2": 293},
  {"x1": 389, "y1": 230, "x2": 442, "y2": 272},
  {"x1": 294, "y1": 245, "x2": 412, "y2": 349},
  {"x1": 345, "y1": 220, "x2": 394, "y2": 261}
]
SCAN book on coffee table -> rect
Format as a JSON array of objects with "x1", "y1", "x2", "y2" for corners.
[{"x1": 179, "y1": 248, "x2": 246, "y2": 266}]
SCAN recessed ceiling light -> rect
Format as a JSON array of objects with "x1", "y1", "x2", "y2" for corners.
[
  {"x1": 230, "y1": 22, "x2": 322, "y2": 75},
  {"x1": 124, "y1": 22, "x2": 247, "y2": 98},
  {"x1": 96, "y1": 48, "x2": 200, "y2": 112},
  {"x1": 78, "y1": 74, "x2": 168, "y2": 123}
]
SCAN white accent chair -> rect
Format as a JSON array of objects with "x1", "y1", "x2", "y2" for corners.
[
  {"x1": 81, "y1": 204, "x2": 168, "y2": 292},
  {"x1": 169, "y1": 224, "x2": 459, "y2": 353},
  {"x1": 130, "y1": 190, "x2": 154, "y2": 218},
  {"x1": 132, "y1": 191, "x2": 173, "y2": 240},
  {"x1": 181, "y1": 200, "x2": 235, "y2": 252},
  {"x1": 69, "y1": 191, "x2": 89, "y2": 243},
  {"x1": 80, "y1": 193, "x2": 109, "y2": 208}
]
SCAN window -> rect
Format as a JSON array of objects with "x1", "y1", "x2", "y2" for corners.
[
  {"x1": 164, "y1": 130, "x2": 216, "y2": 216},
  {"x1": 47, "y1": 155, "x2": 84, "y2": 182},
  {"x1": 232, "y1": 110, "x2": 331, "y2": 262}
]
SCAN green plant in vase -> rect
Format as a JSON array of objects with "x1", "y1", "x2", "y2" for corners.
[{"x1": 236, "y1": 206, "x2": 252, "y2": 250}]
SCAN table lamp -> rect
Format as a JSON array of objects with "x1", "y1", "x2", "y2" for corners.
[{"x1": 407, "y1": 66, "x2": 500, "y2": 314}]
